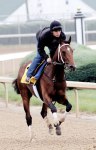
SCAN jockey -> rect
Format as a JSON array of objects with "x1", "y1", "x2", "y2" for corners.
[{"x1": 26, "y1": 20, "x2": 66, "y2": 82}]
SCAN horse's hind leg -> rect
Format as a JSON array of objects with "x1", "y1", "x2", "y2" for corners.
[
  {"x1": 22, "y1": 93, "x2": 32, "y2": 126},
  {"x1": 41, "y1": 103, "x2": 54, "y2": 135},
  {"x1": 20, "y1": 89, "x2": 32, "y2": 140}
]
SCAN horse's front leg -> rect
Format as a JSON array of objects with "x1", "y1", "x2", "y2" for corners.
[
  {"x1": 59, "y1": 99, "x2": 72, "y2": 125},
  {"x1": 48, "y1": 102, "x2": 61, "y2": 135},
  {"x1": 44, "y1": 95, "x2": 61, "y2": 135},
  {"x1": 41, "y1": 103, "x2": 54, "y2": 135}
]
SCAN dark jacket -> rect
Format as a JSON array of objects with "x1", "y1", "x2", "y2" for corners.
[{"x1": 36, "y1": 27, "x2": 66, "y2": 59}]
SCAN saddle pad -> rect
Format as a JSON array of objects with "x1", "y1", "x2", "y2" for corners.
[
  {"x1": 21, "y1": 63, "x2": 37, "y2": 84},
  {"x1": 21, "y1": 60, "x2": 46, "y2": 84},
  {"x1": 21, "y1": 63, "x2": 31, "y2": 84}
]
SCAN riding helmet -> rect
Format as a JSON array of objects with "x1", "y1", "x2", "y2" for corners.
[{"x1": 50, "y1": 20, "x2": 62, "y2": 31}]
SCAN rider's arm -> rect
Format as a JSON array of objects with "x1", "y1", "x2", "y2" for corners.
[{"x1": 37, "y1": 36, "x2": 48, "y2": 59}]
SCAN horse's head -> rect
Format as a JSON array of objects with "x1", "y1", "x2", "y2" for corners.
[{"x1": 53, "y1": 36, "x2": 76, "y2": 71}]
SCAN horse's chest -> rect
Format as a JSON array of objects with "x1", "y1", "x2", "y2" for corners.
[
  {"x1": 44, "y1": 82, "x2": 66, "y2": 99},
  {"x1": 51, "y1": 86, "x2": 65, "y2": 98}
]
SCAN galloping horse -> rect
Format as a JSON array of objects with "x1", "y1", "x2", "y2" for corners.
[{"x1": 12, "y1": 37, "x2": 75, "y2": 138}]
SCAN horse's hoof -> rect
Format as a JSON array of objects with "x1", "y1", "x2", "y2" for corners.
[
  {"x1": 56, "y1": 126, "x2": 61, "y2": 135},
  {"x1": 49, "y1": 128, "x2": 54, "y2": 135}
]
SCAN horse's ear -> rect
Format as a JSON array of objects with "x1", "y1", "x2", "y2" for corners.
[
  {"x1": 64, "y1": 36, "x2": 71, "y2": 44},
  {"x1": 68, "y1": 36, "x2": 71, "y2": 44}
]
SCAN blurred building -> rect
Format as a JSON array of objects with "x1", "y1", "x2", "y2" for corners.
[{"x1": 1, "y1": 0, "x2": 96, "y2": 23}]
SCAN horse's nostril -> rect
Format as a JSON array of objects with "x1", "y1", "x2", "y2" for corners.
[{"x1": 70, "y1": 65, "x2": 76, "y2": 71}]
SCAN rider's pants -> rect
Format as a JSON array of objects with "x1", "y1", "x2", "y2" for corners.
[{"x1": 27, "y1": 52, "x2": 43, "y2": 78}]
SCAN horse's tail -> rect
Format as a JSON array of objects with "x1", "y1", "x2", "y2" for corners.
[{"x1": 12, "y1": 78, "x2": 20, "y2": 94}]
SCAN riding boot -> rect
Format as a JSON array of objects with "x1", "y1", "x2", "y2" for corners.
[
  {"x1": 26, "y1": 76, "x2": 31, "y2": 82},
  {"x1": 26, "y1": 52, "x2": 43, "y2": 83}
]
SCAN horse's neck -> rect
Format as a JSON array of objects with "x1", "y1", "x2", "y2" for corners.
[
  {"x1": 45, "y1": 64, "x2": 55, "y2": 78},
  {"x1": 52, "y1": 46, "x2": 65, "y2": 80},
  {"x1": 55, "y1": 65, "x2": 65, "y2": 81},
  {"x1": 45, "y1": 64, "x2": 65, "y2": 81}
]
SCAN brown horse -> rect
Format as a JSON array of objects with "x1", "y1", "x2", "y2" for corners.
[{"x1": 12, "y1": 37, "x2": 75, "y2": 139}]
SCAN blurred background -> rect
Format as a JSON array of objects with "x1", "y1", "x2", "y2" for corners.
[{"x1": 0, "y1": 0, "x2": 96, "y2": 77}]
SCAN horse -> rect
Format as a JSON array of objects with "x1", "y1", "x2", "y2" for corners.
[{"x1": 12, "y1": 37, "x2": 76, "y2": 139}]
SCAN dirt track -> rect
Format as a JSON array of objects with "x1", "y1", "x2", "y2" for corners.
[{"x1": 0, "y1": 101, "x2": 96, "y2": 150}]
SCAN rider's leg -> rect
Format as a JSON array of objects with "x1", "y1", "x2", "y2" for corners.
[
  {"x1": 34, "y1": 61, "x2": 47, "y2": 80},
  {"x1": 26, "y1": 52, "x2": 43, "y2": 80}
]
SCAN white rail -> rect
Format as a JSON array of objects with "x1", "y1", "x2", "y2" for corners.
[
  {"x1": 66, "y1": 81, "x2": 96, "y2": 89},
  {"x1": 0, "y1": 33, "x2": 36, "y2": 38},
  {"x1": 0, "y1": 77, "x2": 14, "y2": 107}
]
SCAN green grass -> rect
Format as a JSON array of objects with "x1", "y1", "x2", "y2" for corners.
[
  {"x1": 66, "y1": 89, "x2": 96, "y2": 113},
  {"x1": 71, "y1": 43, "x2": 96, "y2": 67},
  {"x1": 0, "y1": 84, "x2": 96, "y2": 113}
]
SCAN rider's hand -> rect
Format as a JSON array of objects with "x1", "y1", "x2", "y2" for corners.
[{"x1": 47, "y1": 57, "x2": 52, "y2": 63}]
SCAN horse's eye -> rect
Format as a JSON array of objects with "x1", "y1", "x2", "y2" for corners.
[{"x1": 62, "y1": 51, "x2": 65, "y2": 54}]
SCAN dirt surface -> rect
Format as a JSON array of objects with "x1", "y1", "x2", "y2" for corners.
[{"x1": 0, "y1": 101, "x2": 96, "y2": 150}]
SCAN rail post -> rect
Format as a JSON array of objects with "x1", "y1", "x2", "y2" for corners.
[
  {"x1": 74, "y1": 89, "x2": 79, "y2": 117},
  {"x1": 3, "y1": 83, "x2": 8, "y2": 107}
]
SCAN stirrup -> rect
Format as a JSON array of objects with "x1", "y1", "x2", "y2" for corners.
[{"x1": 30, "y1": 76, "x2": 37, "y2": 85}]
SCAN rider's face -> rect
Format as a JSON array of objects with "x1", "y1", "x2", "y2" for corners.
[{"x1": 52, "y1": 30, "x2": 61, "y2": 38}]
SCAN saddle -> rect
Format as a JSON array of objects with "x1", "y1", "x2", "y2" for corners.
[{"x1": 21, "y1": 60, "x2": 47, "y2": 84}]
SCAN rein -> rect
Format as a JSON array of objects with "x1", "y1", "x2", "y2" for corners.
[
  {"x1": 43, "y1": 71, "x2": 65, "y2": 83},
  {"x1": 52, "y1": 61, "x2": 65, "y2": 66}
]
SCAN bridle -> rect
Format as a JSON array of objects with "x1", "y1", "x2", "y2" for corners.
[
  {"x1": 52, "y1": 43, "x2": 69, "y2": 66},
  {"x1": 44, "y1": 43, "x2": 72, "y2": 82}
]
